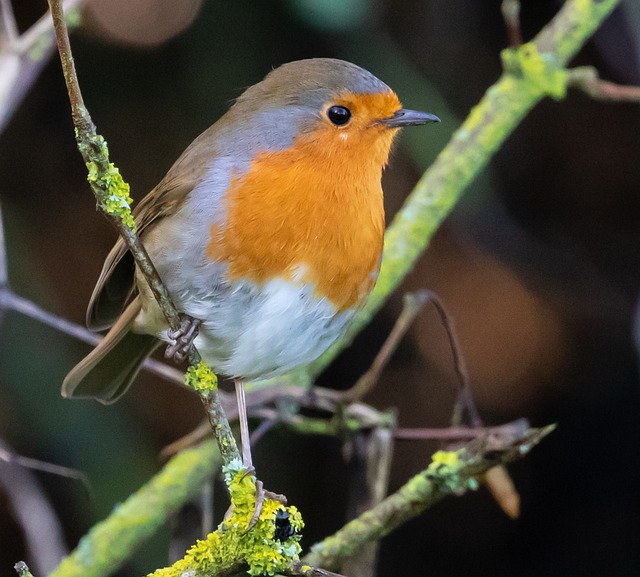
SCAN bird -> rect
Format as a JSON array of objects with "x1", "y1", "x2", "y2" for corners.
[{"x1": 63, "y1": 58, "x2": 439, "y2": 466}]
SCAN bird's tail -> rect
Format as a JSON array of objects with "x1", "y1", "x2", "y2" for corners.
[{"x1": 62, "y1": 297, "x2": 160, "y2": 404}]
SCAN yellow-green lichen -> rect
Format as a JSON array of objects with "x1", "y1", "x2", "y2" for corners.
[
  {"x1": 84, "y1": 135, "x2": 136, "y2": 231},
  {"x1": 184, "y1": 360, "x2": 218, "y2": 392},
  {"x1": 501, "y1": 42, "x2": 567, "y2": 100},
  {"x1": 426, "y1": 449, "x2": 479, "y2": 494},
  {"x1": 149, "y1": 470, "x2": 303, "y2": 577}
]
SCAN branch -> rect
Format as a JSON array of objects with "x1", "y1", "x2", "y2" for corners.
[
  {"x1": 304, "y1": 425, "x2": 554, "y2": 571},
  {"x1": 501, "y1": 0, "x2": 522, "y2": 47},
  {"x1": 46, "y1": 0, "x2": 241, "y2": 470},
  {"x1": 336, "y1": 291, "x2": 429, "y2": 404},
  {"x1": 0, "y1": 0, "x2": 83, "y2": 135},
  {"x1": 567, "y1": 66, "x2": 640, "y2": 102},
  {"x1": 309, "y1": 0, "x2": 621, "y2": 377},
  {"x1": 0, "y1": 442, "x2": 68, "y2": 574},
  {"x1": 48, "y1": 440, "x2": 220, "y2": 577},
  {"x1": 36, "y1": 2, "x2": 617, "y2": 576}
]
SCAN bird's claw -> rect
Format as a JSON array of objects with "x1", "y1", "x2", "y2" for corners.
[
  {"x1": 244, "y1": 480, "x2": 288, "y2": 532},
  {"x1": 165, "y1": 316, "x2": 201, "y2": 363},
  {"x1": 222, "y1": 467, "x2": 288, "y2": 532}
]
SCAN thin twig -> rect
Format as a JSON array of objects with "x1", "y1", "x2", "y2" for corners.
[
  {"x1": 419, "y1": 291, "x2": 482, "y2": 428},
  {"x1": 0, "y1": 0, "x2": 18, "y2": 44},
  {"x1": 0, "y1": 285, "x2": 187, "y2": 385},
  {"x1": 342, "y1": 418, "x2": 395, "y2": 577},
  {"x1": 47, "y1": 0, "x2": 242, "y2": 471},
  {"x1": 304, "y1": 424, "x2": 555, "y2": 571},
  {"x1": 501, "y1": 0, "x2": 522, "y2": 47},
  {"x1": 568, "y1": 66, "x2": 640, "y2": 102},
  {"x1": 394, "y1": 419, "x2": 529, "y2": 441},
  {"x1": 0, "y1": 442, "x2": 68, "y2": 575},
  {"x1": 0, "y1": 203, "x2": 7, "y2": 288},
  {"x1": 0, "y1": 446, "x2": 90, "y2": 493},
  {"x1": 337, "y1": 290, "x2": 430, "y2": 403}
]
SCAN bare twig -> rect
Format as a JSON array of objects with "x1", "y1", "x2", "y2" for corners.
[
  {"x1": 418, "y1": 291, "x2": 482, "y2": 428},
  {"x1": 0, "y1": 442, "x2": 68, "y2": 575},
  {"x1": 0, "y1": 0, "x2": 84, "y2": 134},
  {"x1": 0, "y1": 0, "x2": 18, "y2": 44},
  {"x1": 0, "y1": 203, "x2": 7, "y2": 288},
  {"x1": 501, "y1": 0, "x2": 522, "y2": 47},
  {"x1": 0, "y1": 190, "x2": 188, "y2": 387},
  {"x1": 0, "y1": 284, "x2": 187, "y2": 386},
  {"x1": 338, "y1": 291, "x2": 430, "y2": 403},
  {"x1": 395, "y1": 419, "x2": 529, "y2": 441},
  {"x1": 342, "y1": 418, "x2": 395, "y2": 577},
  {"x1": 568, "y1": 66, "x2": 640, "y2": 102},
  {"x1": 0, "y1": 446, "x2": 90, "y2": 492}
]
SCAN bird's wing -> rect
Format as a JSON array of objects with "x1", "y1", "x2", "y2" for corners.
[{"x1": 86, "y1": 124, "x2": 224, "y2": 330}]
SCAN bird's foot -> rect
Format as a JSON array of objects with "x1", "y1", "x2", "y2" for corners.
[
  {"x1": 222, "y1": 466, "x2": 287, "y2": 532},
  {"x1": 165, "y1": 316, "x2": 201, "y2": 363},
  {"x1": 245, "y1": 477, "x2": 288, "y2": 532}
]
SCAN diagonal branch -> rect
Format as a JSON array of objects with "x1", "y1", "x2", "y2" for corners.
[
  {"x1": 309, "y1": 0, "x2": 621, "y2": 377},
  {"x1": 46, "y1": 0, "x2": 241, "y2": 470},
  {"x1": 304, "y1": 425, "x2": 554, "y2": 571},
  {"x1": 48, "y1": 440, "x2": 221, "y2": 577}
]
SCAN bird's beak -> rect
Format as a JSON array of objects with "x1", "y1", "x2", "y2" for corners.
[{"x1": 381, "y1": 109, "x2": 441, "y2": 128}]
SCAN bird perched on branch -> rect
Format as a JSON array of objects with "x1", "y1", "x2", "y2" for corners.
[{"x1": 63, "y1": 58, "x2": 439, "y2": 465}]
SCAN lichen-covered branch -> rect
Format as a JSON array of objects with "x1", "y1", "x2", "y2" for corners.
[
  {"x1": 47, "y1": 440, "x2": 220, "y2": 577},
  {"x1": 310, "y1": 0, "x2": 621, "y2": 376},
  {"x1": 40, "y1": 1, "x2": 617, "y2": 576},
  {"x1": 304, "y1": 425, "x2": 554, "y2": 571},
  {"x1": 149, "y1": 468, "x2": 304, "y2": 577},
  {"x1": 47, "y1": 0, "x2": 241, "y2": 470},
  {"x1": 49, "y1": 0, "x2": 178, "y2": 330}
]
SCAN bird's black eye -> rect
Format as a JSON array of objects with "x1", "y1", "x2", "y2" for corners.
[{"x1": 327, "y1": 105, "x2": 351, "y2": 126}]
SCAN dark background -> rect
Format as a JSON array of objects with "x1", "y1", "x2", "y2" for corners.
[{"x1": 1, "y1": 0, "x2": 639, "y2": 575}]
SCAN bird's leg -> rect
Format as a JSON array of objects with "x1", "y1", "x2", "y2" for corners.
[
  {"x1": 235, "y1": 379, "x2": 269, "y2": 530},
  {"x1": 165, "y1": 316, "x2": 201, "y2": 363},
  {"x1": 235, "y1": 379, "x2": 252, "y2": 467},
  {"x1": 224, "y1": 382, "x2": 290, "y2": 531}
]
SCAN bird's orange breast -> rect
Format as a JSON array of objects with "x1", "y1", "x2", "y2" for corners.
[{"x1": 207, "y1": 93, "x2": 399, "y2": 312}]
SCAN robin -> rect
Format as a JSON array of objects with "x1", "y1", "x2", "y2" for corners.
[{"x1": 63, "y1": 58, "x2": 439, "y2": 465}]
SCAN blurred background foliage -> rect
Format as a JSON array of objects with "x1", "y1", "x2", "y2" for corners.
[{"x1": 1, "y1": 0, "x2": 640, "y2": 575}]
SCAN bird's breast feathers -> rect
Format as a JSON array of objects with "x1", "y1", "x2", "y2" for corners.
[{"x1": 206, "y1": 121, "x2": 387, "y2": 313}]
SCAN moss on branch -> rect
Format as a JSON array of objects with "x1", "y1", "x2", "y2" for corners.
[
  {"x1": 49, "y1": 440, "x2": 221, "y2": 577},
  {"x1": 304, "y1": 425, "x2": 554, "y2": 570}
]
